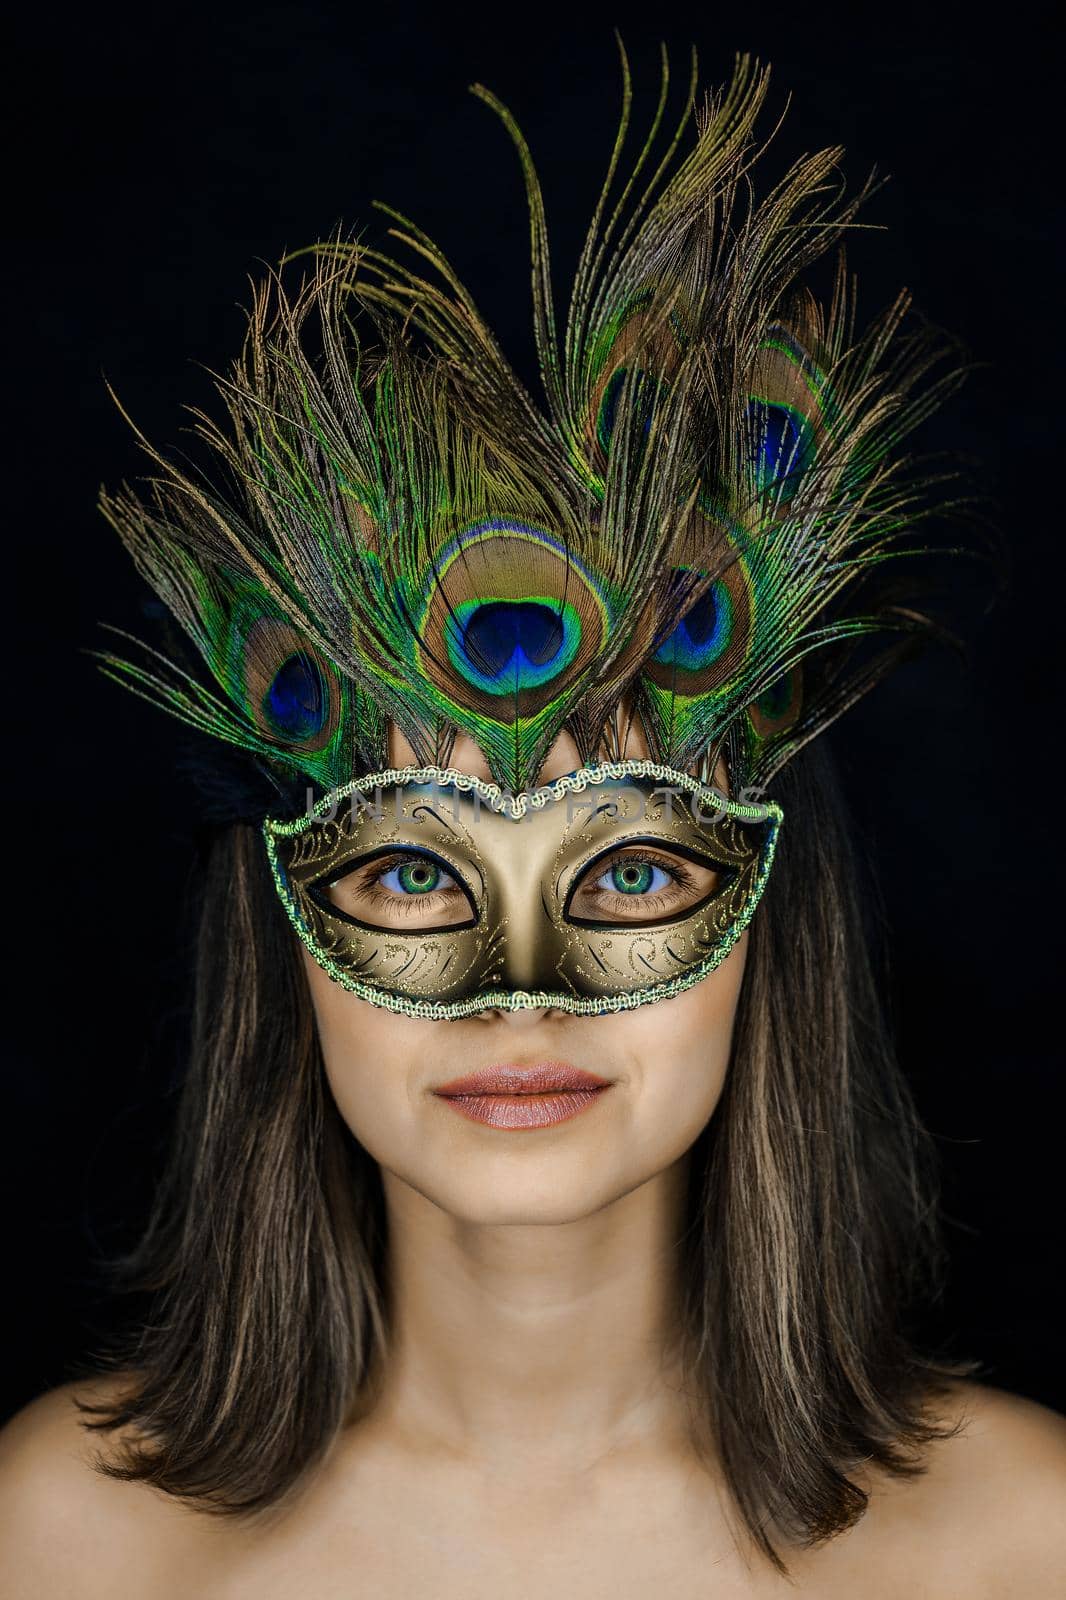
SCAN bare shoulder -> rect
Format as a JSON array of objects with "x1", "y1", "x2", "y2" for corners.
[
  {"x1": 927, "y1": 1380, "x2": 1066, "y2": 1503},
  {"x1": 860, "y1": 1381, "x2": 1066, "y2": 1596},
  {"x1": 0, "y1": 1378, "x2": 222, "y2": 1600}
]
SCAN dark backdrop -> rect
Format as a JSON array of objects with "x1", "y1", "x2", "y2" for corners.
[{"x1": 5, "y1": 3, "x2": 1062, "y2": 1424}]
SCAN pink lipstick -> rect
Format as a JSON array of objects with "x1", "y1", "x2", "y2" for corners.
[{"x1": 432, "y1": 1062, "x2": 611, "y2": 1129}]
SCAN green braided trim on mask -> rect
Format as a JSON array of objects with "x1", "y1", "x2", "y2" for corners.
[
  {"x1": 261, "y1": 760, "x2": 783, "y2": 1019},
  {"x1": 266, "y1": 758, "x2": 780, "y2": 831}
]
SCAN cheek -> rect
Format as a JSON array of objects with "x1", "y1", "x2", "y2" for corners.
[
  {"x1": 302, "y1": 952, "x2": 426, "y2": 1159},
  {"x1": 608, "y1": 933, "x2": 747, "y2": 1160}
]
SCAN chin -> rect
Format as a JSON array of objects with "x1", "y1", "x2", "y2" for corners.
[{"x1": 386, "y1": 1142, "x2": 650, "y2": 1227}]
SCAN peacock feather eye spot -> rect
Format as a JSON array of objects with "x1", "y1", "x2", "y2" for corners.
[
  {"x1": 446, "y1": 597, "x2": 581, "y2": 695},
  {"x1": 748, "y1": 665, "x2": 803, "y2": 741},
  {"x1": 412, "y1": 519, "x2": 611, "y2": 753},
  {"x1": 756, "y1": 676, "x2": 794, "y2": 720},
  {"x1": 653, "y1": 579, "x2": 735, "y2": 673},
  {"x1": 464, "y1": 602, "x2": 563, "y2": 675},
  {"x1": 680, "y1": 589, "x2": 722, "y2": 649},
  {"x1": 745, "y1": 399, "x2": 812, "y2": 496},
  {"x1": 264, "y1": 651, "x2": 327, "y2": 741},
  {"x1": 596, "y1": 366, "x2": 658, "y2": 455}
]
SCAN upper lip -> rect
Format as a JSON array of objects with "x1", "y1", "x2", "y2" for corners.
[{"x1": 433, "y1": 1062, "x2": 611, "y2": 1096}]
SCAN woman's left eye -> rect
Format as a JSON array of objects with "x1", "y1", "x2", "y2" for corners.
[
  {"x1": 595, "y1": 860, "x2": 672, "y2": 895},
  {"x1": 566, "y1": 845, "x2": 721, "y2": 926},
  {"x1": 378, "y1": 859, "x2": 456, "y2": 896}
]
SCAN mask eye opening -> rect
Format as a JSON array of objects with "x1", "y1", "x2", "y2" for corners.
[
  {"x1": 305, "y1": 843, "x2": 480, "y2": 934},
  {"x1": 562, "y1": 835, "x2": 742, "y2": 932}
]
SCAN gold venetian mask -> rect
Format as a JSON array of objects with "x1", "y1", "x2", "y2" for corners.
[{"x1": 262, "y1": 760, "x2": 782, "y2": 1018}]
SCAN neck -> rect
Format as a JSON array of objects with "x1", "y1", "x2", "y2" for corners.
[{"x1": 372, "y1": 1156, "x2": 695, "y2": 1470}]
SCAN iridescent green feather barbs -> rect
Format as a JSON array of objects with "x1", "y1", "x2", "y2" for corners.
[{"x1": 95, "y1": 48, "x2": 964, "y2": 804}]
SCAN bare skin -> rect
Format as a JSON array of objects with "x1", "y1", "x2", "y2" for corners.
[
  {"x1": 2, "y1": 1375, "x2": 1064, "y2": 1597},
  {"x1": 2, "y1": 728, "x2": 1064, "y2": 1596}
]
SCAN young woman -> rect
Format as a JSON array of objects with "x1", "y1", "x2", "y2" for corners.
[{"x1": 2, "y1": 53, "x2": 1063, "y2": 1597}]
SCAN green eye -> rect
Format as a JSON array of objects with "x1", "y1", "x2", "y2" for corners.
[
  {"x1": 317, "y1": 849, "x2": 476, "y2": 932},
  {"x1": 567, "y1": 843, "x2": 722, "y2": 929},
  {"x1": 602, "y1": 860, "x2": 666, "y2": 895},
  {"x1": 379, "y1": 858, "x2": 448, "y2": 895}
]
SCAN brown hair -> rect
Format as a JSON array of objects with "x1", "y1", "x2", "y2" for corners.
[{"x1": 80, "y1": 744, "x2": 966, "y2": 1565}]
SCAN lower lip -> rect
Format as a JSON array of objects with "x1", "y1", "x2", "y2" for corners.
[{"x1": 436, "y1": 1087, "x2": 610, "y2": 1130}]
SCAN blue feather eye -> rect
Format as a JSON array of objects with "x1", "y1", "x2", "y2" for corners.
[
  {"x1": 416, "y1": 521, "x2": 612, "y2": 771},
  {"x1": 755, "y1": 675, "x2": 795, "y2": 721},
  {"x1": 233, "y1": 605, "x2": 342, "y2": 762},
  {"x1": 748, "y1": 665, "x2": 803, "y2": 742},
  {"x1": 464, "y1": 602, "x2": 563, "y2": 675},
  {"x1": 596, "y1": 366, "x2": 658, "y2": 454},
  {"x1": 447, "y1": 598, "x2": 582, "y2": 694},
  {"x1": 264, "y1": 651, "x2": 328, "y2": 740},
  {"x1": 652, "y1": 579, "x2": 735, "y2": 674},
  {"x1": 745, "y1": 400, "x2": 813, "y2": 496}
]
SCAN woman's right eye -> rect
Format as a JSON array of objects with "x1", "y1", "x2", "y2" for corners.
[{"x1": 318, "y1": 852, "x2": 476, "y2": 931}]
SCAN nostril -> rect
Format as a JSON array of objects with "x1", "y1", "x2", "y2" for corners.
[{"x1": 472, "y1": 999, "x2": 566, "y2": 1022}]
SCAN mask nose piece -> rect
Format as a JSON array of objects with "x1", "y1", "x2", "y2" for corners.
[
  {"x1": 495, "y1": 893, "x2": 555, "y2": 993},
  {"x1": 487, "y1": 814, "x2": 562, "y2": 995}
]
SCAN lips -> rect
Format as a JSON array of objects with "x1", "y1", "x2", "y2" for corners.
[{"x1": 432, "y1": 1062, "x2": 612, "y2": 1130}]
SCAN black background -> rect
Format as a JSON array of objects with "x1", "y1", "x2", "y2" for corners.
[{"x1": 5, "y1": 3, "x2": 1062, "y2": 1425}]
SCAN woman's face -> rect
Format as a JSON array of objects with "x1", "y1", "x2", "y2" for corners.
[{"x1": 303, "y1": 727, "x2": 748, "y2": 1225}]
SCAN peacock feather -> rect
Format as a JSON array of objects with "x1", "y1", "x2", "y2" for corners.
[{"x1": 96, "y1": 48, "x2": 964, "y2": 807}]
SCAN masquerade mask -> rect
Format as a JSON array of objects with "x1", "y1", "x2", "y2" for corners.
[{"x1": 264, "y1": 760, "x2": 782, "y2": 1018}]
